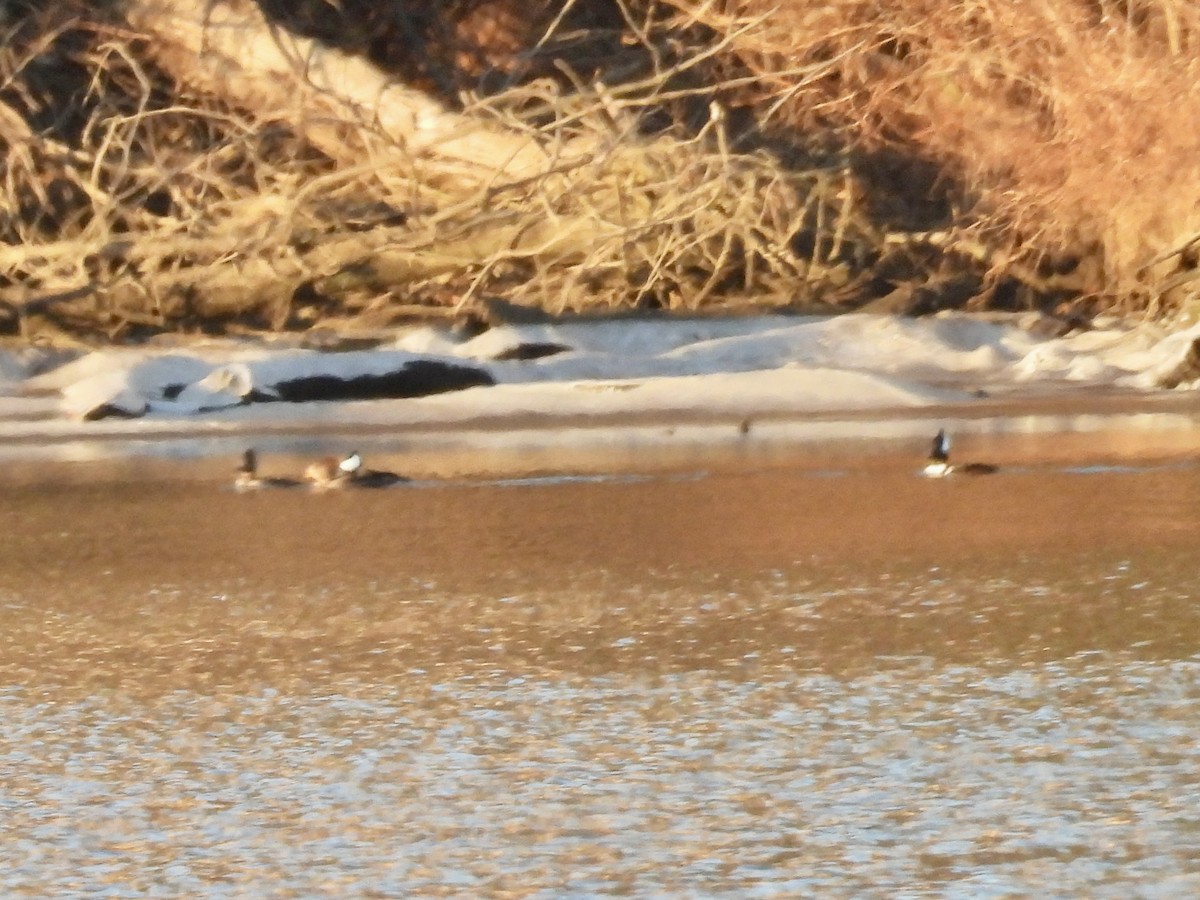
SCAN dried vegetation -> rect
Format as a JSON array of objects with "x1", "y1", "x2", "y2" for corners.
[{"x1": 0, "y1": 0, "x2": 1198, "y2": 345}]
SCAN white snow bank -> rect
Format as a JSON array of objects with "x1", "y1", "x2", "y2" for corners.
[
  {"x1": 463, "y1": 313, "x2": 1040, "y2": 384},
  {"x1": 409, "y1": 367, "x2": 955, "y2": 423},
  {"x1": 26, "y1": 348, "x2": 493, "y2": 421},
  {"x1": 4, "y1": 312, "x2": 1200, "y2": 431}
]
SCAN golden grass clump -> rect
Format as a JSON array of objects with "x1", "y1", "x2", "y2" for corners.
[{"x1": 673, "y1": 0, "x2": 1200, "y2": 317}]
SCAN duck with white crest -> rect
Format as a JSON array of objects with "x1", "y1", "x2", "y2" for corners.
[{"x1": 305, "y1": 451, "x2": 404, "y2": 489}]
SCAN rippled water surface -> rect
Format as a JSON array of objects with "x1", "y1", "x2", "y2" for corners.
[{"x1": 2, "y1": 456, "x2": 1199, "y2": 896}]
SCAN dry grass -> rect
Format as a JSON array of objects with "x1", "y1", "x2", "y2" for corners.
[
  {"x1": 1, "y1": 0, "x2": 1199, "y2": 345},
  {"x1": 676, "y1": 0, "x2": 1200, "y2": 318},
  {"x1": 0, "y1": 1, "x2": 883, "y2": 342}
]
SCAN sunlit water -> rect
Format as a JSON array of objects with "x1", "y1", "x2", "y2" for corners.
[
  {"x1": 2, "y1": 460, "x2": 1199, "y2": 896},
  {"x1": 2, "y1": 453, "x2": 1200, "y2": 897}
]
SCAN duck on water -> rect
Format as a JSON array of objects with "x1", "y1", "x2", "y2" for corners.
[
  {"x1": 234, "y1": 449, "x2": 301, "y2": 491},
  {"x1": 236, "y1": 449, "x2": 405, "y2": 491},
  {"x1": 922, "y1": 429, "x2": 998, "y2": 477},
  {"x1": 304, "y1": 451, "x2": 405, "y2": 489}
]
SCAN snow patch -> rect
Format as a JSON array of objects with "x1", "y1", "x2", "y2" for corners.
[{"x1": 6, "y1": 312, "x2": 1200, "y2": 432}]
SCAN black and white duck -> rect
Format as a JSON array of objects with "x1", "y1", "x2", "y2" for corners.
[{"x1": 922, "y1": 429, "x2": 998, "y2": 477}]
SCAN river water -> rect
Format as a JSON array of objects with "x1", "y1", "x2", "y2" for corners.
[{"x1": 1, "y1": 438, "x2": 1199, "y2": 896}]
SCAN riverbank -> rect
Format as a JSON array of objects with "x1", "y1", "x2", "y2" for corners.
[{"x1": 1, "y1": 311, "x2": 1199, "y2": 471}]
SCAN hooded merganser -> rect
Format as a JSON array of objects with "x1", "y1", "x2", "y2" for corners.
[
  {"x1": 235, "y1": 448, "x2": 300, "y2": 491},
  {"x1": 337, "y1": 450, "x2": 405, "y2": 488},
  {"x1": 304, "y1": 452, "x2": 356, "y2": 489},
  {"x1": 304, "y1": 451, "x2": 404, "y2": 489},
  {"x1": 923, "y1": 429, "x2": 953, "y2": 477},
  {"x1": 922, "y1": 429, "x2": 998, "y2": 477}
]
